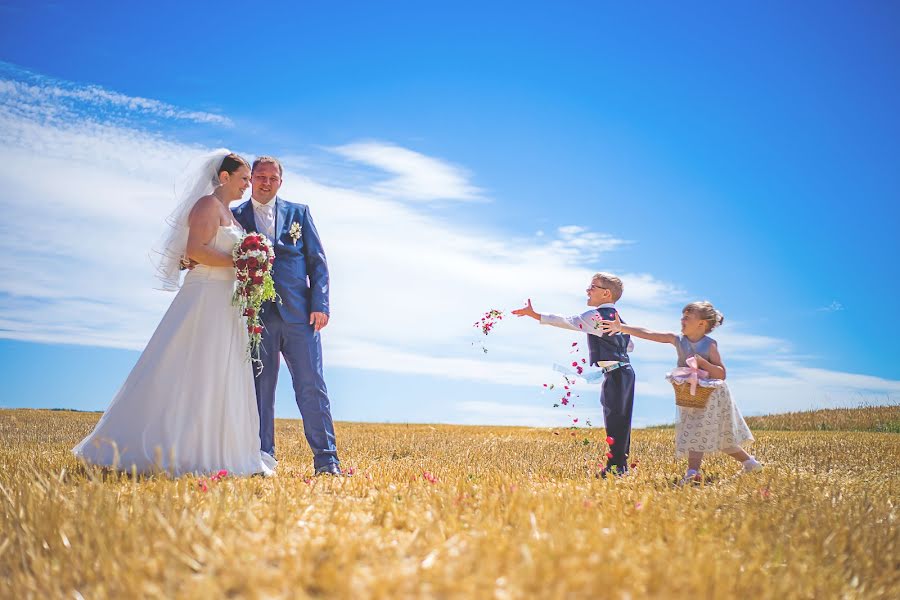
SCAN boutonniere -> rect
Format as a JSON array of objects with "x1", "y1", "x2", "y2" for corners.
[{"x1": 289, "y1": 221, "x2": 302, "y2": 245}]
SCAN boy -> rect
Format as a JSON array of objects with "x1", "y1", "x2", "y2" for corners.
[{"x1": 513, "y1": 272, "x2": 635, "y2": 476}]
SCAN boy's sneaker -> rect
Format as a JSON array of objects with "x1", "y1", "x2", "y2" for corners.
[
  {"x1": 742, "y1": 457, "x2": 763, "y2": 473},
  {"x1": 597, "y1": 466, "x2": 630, "y2": 479}
]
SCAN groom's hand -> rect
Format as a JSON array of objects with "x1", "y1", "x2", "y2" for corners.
[
  {"x1": 310, "y1": 311, "x2": 329, "y2": 331},
  {"x1": 179, "y1": 256, "x2": 198, "y2": 271}
]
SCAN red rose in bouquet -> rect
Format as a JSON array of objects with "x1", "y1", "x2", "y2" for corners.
[{"x1": 232, "y1": 233, "x2": 278, "y2": 371}]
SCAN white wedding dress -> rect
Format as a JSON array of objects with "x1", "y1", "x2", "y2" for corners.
[{"x1": 73, "y1": 224, "x2": 276, "y2": 477}]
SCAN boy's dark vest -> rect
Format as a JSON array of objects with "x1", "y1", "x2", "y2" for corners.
[{"x1": 587, "y1": 306, "x2": 631, "y2": 366}]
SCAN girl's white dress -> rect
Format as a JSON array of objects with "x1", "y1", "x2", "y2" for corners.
[
  {"x1": 671, "y1": 335, "x2": 754, "y2": 457},
  {"x1": 73, "y1": 225, "x2": 276, "y2": 476}
]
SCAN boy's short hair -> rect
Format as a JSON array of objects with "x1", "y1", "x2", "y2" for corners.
[{"x1": 593, "y1": 272, "x2": 624, "y2": 302}]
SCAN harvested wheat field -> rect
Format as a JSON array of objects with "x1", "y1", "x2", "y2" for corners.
[{"x1": 1, "y1": 407, "x2": 898, "y2": 599}]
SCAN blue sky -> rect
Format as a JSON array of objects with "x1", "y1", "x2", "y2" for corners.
[{"x1": 1, "y1": 1, "x2": 898, "y2": 427}]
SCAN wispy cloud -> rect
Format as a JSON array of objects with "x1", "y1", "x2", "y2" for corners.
[
  {"x1": 549, "y1": 225, "x2": 631, "y2": 263},
  {"x1": 818, "y1": 300, "x2": 844, "y2": 312},
  {"x1": 0, "y1": 61, "x2": 232, "y2": 127},
  {"x1": 329, "y1": 140, "x2": 483, "y2": 202},
  {"x1": 1, "y1": 64, "x2": 896, "y2": 424}
]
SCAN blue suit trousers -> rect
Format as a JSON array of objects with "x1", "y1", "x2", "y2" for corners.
[{"x1": 255, "y1": 303, "x2": 339, "y2": 469}]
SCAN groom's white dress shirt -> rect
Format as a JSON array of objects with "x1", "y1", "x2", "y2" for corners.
[{"x1": 251, "y1": 198, "x2": 277, "y2": 242}]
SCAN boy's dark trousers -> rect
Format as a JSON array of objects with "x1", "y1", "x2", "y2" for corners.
[{"x1": 600, "y1": 365, "x2": 636, "y2": 473}]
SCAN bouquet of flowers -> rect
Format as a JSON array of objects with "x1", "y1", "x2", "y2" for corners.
[{"x1": 232, "y1": 233, "x2": 278, "y2": 370}]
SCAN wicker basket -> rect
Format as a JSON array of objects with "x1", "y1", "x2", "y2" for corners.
[{"x1": 672, "y1": 381, "x2": 715, "y2": 408}]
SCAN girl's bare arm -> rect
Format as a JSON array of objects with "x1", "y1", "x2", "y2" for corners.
[
  {"x1": 694, "y1": 341, "x2": 727, "y2": 380},
  {"x1": 599, "y1": 313, "x2": 678, "y2": 345}
]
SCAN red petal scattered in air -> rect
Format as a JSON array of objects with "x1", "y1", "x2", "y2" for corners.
[
  {"x1": 606, "y1": 451, "x2": 614, "y2": 459},
  {"x1": 572, "y1": 361, "x2": 578, "y2": 367},
  {"x1": 573, "y1": 418, "x2": 579, "y2": 423},
  {"x1": 606, "y1": 436, "x2": 615, "y2": 445},
  {"x1": 571, "y1": 342, "x2": 578, "y2": 347}
]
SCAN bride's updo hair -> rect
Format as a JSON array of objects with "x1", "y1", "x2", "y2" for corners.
[
  {"x1": 683, "y1": 300, "x2": 725, "y2": 332},
  {"x1": 218, "y1": 153, "x2": 249, "y2": 177}
]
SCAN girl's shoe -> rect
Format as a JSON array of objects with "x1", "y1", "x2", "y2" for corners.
[
  {"x1": 678, "y1": 469, "x2": 702, "y2": 487},
  {"x1": 742, "y1": 457, "x2": 763, "y2": 473}
]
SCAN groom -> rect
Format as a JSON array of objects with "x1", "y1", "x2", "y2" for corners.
[{"x1": 233, "y1": 156, "x2": 342, "y2": 475}]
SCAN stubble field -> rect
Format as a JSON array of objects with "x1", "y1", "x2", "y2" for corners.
[{"x1": 1, "y1": 407, "x2": 898, "y2": 599}]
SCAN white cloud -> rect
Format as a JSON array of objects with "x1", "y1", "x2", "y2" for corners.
[
  {"x1": 818, "y1": 300, "x2": 844, "y2": 312},
  {"x1": 550, "y1": 225, "x2": 631, "y2": 263},
  {"x1": 0, "y1": 65, "x2": 897, "y2": 425},
  {"x1": 725, "y1": 362, "x2": 900, "y2": 416},
  {"x1": 453, "y1": 400, "x2": 603, "y2": 428},
  {"x1": 329, "y1": 140, "x2": 483, "y2": 202},
  {"x1": 0, "y1": 61, "x2": 232, "y2": 127}
]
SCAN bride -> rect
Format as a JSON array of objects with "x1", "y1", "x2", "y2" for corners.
[{"x1": 73, "y1": 150, "x2": 276, "y2": 477}]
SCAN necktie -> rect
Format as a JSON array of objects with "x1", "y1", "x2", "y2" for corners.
[{"x1": 258, "y1": 205, "x2": 275, "y2": 240}]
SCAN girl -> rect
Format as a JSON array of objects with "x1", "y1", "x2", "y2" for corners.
[{"x1": 600, "y1": 301, "x2": 761, "y2": 484}]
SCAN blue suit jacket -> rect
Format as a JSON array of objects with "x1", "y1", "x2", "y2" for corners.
[{"x1": 233, "y1": 197, "x2": 329, "y2": 324}]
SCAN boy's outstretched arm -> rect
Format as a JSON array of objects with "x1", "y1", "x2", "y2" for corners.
[
  {"x1": 511, "y1": 299, "x2": 541, "y2": 321},
  {"x1": 600, "y1": 313, "x2": 678, "y2": 345},
  {"x1": 513, "y1": 299, "x2": 603, "y2": 334}
]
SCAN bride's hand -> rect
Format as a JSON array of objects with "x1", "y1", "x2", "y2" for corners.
[{"x1": 598, "y1": 313, "x2": 623, "y2": 334}]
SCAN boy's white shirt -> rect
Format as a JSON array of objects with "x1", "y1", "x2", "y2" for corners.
[{"x1": 539, "y1": 303, "x2": 634, "y2": 367}]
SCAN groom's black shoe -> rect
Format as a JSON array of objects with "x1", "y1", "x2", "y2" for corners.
[{"x1": 315, "y1": 463, "x2": 346, "y2": 476}]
